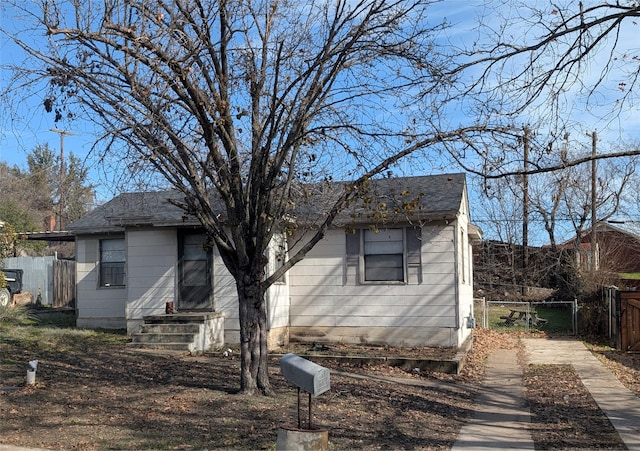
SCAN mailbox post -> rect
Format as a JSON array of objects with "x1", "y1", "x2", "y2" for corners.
[
  {"x1": 278, "y1": 354, "x2": 330, "y2": 450},
  {"x1": 280, "y1": 353, "x2": 330, "y2": 429}
]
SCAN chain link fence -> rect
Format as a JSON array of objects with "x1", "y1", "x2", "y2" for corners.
[{"x1": 474, "y1": 298, "x2": 578, "y2": 335}]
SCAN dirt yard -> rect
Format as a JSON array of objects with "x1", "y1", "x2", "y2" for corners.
[{"x1": 1, "y1": 326, "x2": 639, "y2": 450}]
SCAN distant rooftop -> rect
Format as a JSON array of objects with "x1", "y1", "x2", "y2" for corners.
[{"x1": 600, "y1": 221, "x2": 640, "y2": 239}]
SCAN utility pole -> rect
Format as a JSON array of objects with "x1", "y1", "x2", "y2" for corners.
[
  {"x1": 590, "y1": 131, "x2": 597, "y2": 272},
  {"x1": 522, "y1": 126, "x2": 530, "y2": 296},
  {"x1": 50, "y1": 128, "x2": 74, "y2": 230}
]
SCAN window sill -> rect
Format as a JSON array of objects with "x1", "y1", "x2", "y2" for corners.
[{"x1": 361, "y1": 280, "x2": 407, "y2": 285}]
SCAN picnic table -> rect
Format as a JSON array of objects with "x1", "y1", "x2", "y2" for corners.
[{"x1": 500, "y1": 309, "x2": 547, "y2": 326}]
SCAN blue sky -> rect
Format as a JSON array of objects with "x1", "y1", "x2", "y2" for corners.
[
  {"x1": 2, "y1": 1, "x2": 637, "y2": 161},
  {"x1": 0, "y1": 2, "x2": 105, "y2": 198},
  {"x1": 0, "y1": 1, "x2": 478, "y2": 201},
  {"x1": 1, "y1": 1, "x2": 639, "y2": 226}
]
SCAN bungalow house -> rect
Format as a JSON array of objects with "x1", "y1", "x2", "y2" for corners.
[{"x1": 67, "y1": 173, "x2": 480, "y2": 350}]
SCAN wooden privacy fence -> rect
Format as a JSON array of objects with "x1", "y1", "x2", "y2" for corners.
[
  {"x1": 53, "y1": 259, "x2": 75, "y2": 309},
  {"x1": 618, "y1": 291, "x2": 640, "y2": 352}
]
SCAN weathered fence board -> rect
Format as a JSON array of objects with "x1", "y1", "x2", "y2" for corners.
[
  {"x1": 53, "y1": 259, "x2": 75, "y2": 308},
  {"x1": 619, "y1": 291, "x2": 640, "y2": 352}
]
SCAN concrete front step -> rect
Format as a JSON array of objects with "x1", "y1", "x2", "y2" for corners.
[
  {"x1": 144, "y1": 313, "x2": 212, "y2": 324},
  {"x1": 128, "y1": 311, "x2": 225, "y2": 353},
  {"x1": 139, "y1": 323, "x2": 201, "y2": 334},
  {"x1": 131, "y1": 332, "x2": 198, "y2": 344},
  {"x1": 127, "y1": 341, "x2": 194, "y2": 352}
]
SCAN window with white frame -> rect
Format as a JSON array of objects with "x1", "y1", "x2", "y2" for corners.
[
  {"x1": 346, "y1": 227, "x2": 421, "y2": 284},
  {"x1": 100, "y1": 238, "x2": 126, "y2": 287},
  {"x1": 363, "y1": 228, "x2": 405, "y2": 282}
]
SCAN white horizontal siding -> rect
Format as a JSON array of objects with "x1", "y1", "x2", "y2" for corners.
[
  {"x1": 268, "y1": 283, "x2": 289, "y2": 330},
  {"x1": 288, "y1": 224, "x2": 460, "y2": 346},
  {"x1": 292, "y1": 282, "x2": 455, "y2": 299},
  {"x1": 289, "y1": 274, "x2": 345, "y2": 288},
  {"x1": 212, "y1": 251, "x2": 237, "y2": 311},
  {"x1": 126, "y1": 229, "x2": 176, "y2": 320},
  {"x1": 288, "y1": 260, "x2": 343, "y2": 276},
  {"x1": 421, "y1": 260, "x2": 456, "y2": 273},
  {"x1": 289, "y1": 295, "x2": 455, "y2": 308},
  {"x1": 289, "y1": 326, "x2": 456, "y2": 347},
  {"x1": 290, "y1": 236, "x2": 343, "y2": 257},
  {"x1": 77, "y1": 227, "x2": 287, "y2": 344},
  {"x1": 291, "y1": 306, "x2": 455, "y2": 327},
  {"x1": 127, "y1": 255, "x2": 177, "y2": 267},
  {"x1": 285, "y1": 284, "x2": 350, "y2": 297},
  {"x1": 76, "y1": 236, "x2": 126, "y2": 328},
  {"x1": 455, "y1": 189, "x2": 474, "y2": 346},
  {"x1": 211, "y1": 250, "x2": 241, "y2": 339}
]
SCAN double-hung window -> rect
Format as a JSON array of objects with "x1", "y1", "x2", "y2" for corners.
[
  {"x1": 100, "y1": 238, "x2": 126, "y2": 287},
  {"x1": 346, "y1": 227, "x2": 421, "y2": 284},
  {"x1": 363, "y1": 229, "x2": 404, "y2": 282}
]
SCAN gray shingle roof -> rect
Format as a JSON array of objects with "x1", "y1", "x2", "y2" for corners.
[
  {"x1": 330, "y1": 173, "x2": 466, "y2": 225},
  {"x1": 68, "y1": 173, "x2": 467, "y2": 234},
  {"x1": 68, "y1": 190, "x2": 194, "y2": 233}
]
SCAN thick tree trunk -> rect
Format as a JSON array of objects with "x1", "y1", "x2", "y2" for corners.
[{"x1": 237, "y1": 272, "x2": 272, "y2": 396}]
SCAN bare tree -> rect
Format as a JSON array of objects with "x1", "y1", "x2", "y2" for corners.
[
  {"x1": 445, "y1": 1, "x2": 640, "y2": 181},
  {"x1": 474, "y1": 126, "x2": 637, "y2": 299},
  {"x1": 4, "y1": 0, "x2": 640, "y2": 394},
  {"x1": 2, "y1": 0, "x2": 522, "y2": 394}
]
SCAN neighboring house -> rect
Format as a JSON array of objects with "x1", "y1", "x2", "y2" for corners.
[
  {"x1": 560, "y1": 221, "x2": 640, "y2": 288},
  {"x1": 67, "y1": 173, "x2": 479, "y2": 349}
]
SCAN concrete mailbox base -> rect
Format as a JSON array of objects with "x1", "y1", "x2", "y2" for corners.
[{"x1": 276, "y1": 425, "x2": 328, "y2": 451}]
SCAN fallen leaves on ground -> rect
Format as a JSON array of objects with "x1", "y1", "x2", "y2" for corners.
[
  {"x1": 525, "y1": 364, "x2": 625, "y2": 449},
  {"x1": 1, "y1": 327, "x2": 639, "y2": 450}
]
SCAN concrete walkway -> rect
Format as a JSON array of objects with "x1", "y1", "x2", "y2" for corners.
[
  {"x1": 451, "y1": 348, "x2": 533, "y2": 450},
  {"x1": 452, "y1": 338, "x2": 640, "y2": 450}
]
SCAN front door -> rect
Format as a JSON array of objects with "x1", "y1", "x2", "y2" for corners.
[{"x1": 178, "y1": 230, "x2": 213, "y2": 311}]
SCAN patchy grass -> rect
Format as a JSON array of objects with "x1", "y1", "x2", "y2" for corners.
[
  {"x1": 1, "y1": 304, "x2": 77, "y2": 328},
  {"x1": 0, "y1": 323, "x2": 475, "y2": 450},
  {"x1": 484, "y1": 302, "x2": 574, "y2": 334},
  {"x1": 533, "y1": 306, "x2": 574, "y2": 333}
]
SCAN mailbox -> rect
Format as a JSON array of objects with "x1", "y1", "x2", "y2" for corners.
[{"x1": 280, "y1": 353, "x2": 330, "y2": 396}]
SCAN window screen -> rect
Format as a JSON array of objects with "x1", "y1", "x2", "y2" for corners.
[
  {"x1": 100, "y1": 238, "x2": 125, "y2": 287},
  {"x1": 364, "y1": 229, "x2": 404, "y2": 281}
]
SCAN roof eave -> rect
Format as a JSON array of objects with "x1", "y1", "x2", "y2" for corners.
[{"x1": 333, "y1": 209, "x2": 460, "y2": 227}]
